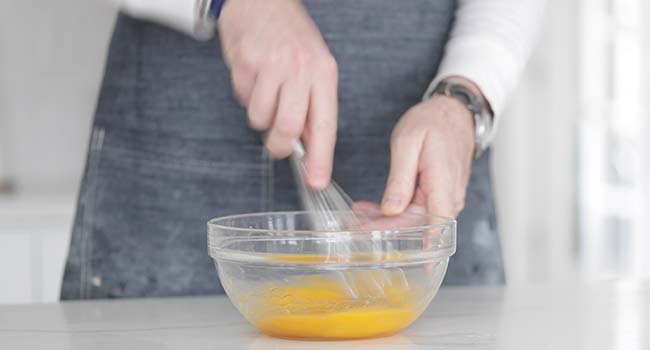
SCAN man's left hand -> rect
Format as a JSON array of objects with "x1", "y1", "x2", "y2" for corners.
[{"x1": 379, "y1": 78, "x2": 480, "y2": 218}]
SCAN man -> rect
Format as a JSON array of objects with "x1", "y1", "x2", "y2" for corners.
[{"x1": 61, "y1": 0, "x2": 544, "y2": 299}]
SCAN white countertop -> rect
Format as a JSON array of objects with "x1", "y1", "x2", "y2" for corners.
[{"x1": 1, "y1": 282, "x2": 648, "y2": 350}]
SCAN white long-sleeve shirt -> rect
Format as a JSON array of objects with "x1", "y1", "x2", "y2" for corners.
[{"x1": 110, "y1": 0, "x2": 545, "y2": 137}]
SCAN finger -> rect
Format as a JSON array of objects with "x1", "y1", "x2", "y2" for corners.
[
  {"x1": 415, "y1": 184, "x2": 445, "y2": 256},
  {"x1": 247, "y1": 71, "x2": 282, "y2": 131},
  {"x1": 423, "y1": 189, "x2": 453, "y2": 263},
  {"x1": 405, "y1": 203, "x2": 427, "y2": 214},
  {"x1": 265, "y1": 78, "x2": 309, "y2": 159},
  {"x1": 424, "y1": 178, "x2": 456, "y2": 219},
  {"x1": 350, "y1": 201, "x2": 381, "y2": 226},
  {"x1": 358, "y1": 207, "x2": 427, "y2": 231},
  {"x1": 381, "y1": 130, "x2": 424, "y2": 216},
  {"x1": 412, "y1": 186, "x2": 427, "y2": 208},
  {"x1": 352, "y1": 201, "x2": 425, "y2": 229},
  {"x1": 419, "y1": 153, "x2": 465, "y2": 219},
  {"x1": 352, "y1": 201, "x2": 381, "y2": 211},
  {"x1": 230, "y1": 65, "x2": 256, "y2": 106},
  {"x1": 304, "y1": 68, "x2": 338, "y2": 190}
]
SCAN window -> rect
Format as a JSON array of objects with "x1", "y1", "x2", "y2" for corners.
[{"x1": 578, "y1": 0, "x2": 650, "y2": 280}]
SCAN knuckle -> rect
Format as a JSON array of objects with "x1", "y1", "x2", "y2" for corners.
[
  {"x1": 248, "y1": 120, "x2": 264, "y2": 131},
  {"x1": 247, "y1": 98, "x2": 268, "y2": 122},
  {"x1": 391, "y1": 122, "x2": 425, "y2": 148},
  {"x1": 234, "y1": 48, "x2": 257, "y2": 73},
  {"x1": 390, "y1": 132, "x2": 400, "y2": 145},
  {"x1": 265, "y1": 142, "x2": 292, "y2": 159},
  {"x1": 231, "y1": 80, "x2": 248, "y2": 105},
  {"x1": 391, "y1": 122, "x2": 408, "y2": 140},
  {"x1": 247, "y1": 113, "x2": 270, "y2": 131},
  {"x1": 273, "y1": 46, "x2": 307, "y2": 73},
  {"x1": 390, "y1": 132, "x2": 410, "y2": 150},
  {"x1": 232, "y1": 67, "x2": 255, "y2": 89},
  {"x1": 275, "y1": 118, "x2": 302, "y2": 139},
  {"x1": 230, "y1": 67, "x2": 248, "y2": 88},
  {"x1": 293, "y1": 48, "x2": 313, "y2": 68},
  {"x1": 317, "y1": 54, "x2": 338, "y2": 76}
]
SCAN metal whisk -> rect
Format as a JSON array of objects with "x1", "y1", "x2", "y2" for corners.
[
  {"x1": 289, "y1": 142, "x2": 358, "y2": 232},
  {"x1": 289, "y1": 141, "x2": 407, "y2": 299}
]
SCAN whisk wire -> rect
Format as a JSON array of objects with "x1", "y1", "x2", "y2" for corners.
[{"x1": 289, "y1": 141, "x2": 400, "y2": 298}]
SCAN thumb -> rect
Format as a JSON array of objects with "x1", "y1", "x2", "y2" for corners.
[{"x1": 381, "y1": 136, "x2": 423, "y2": 216}]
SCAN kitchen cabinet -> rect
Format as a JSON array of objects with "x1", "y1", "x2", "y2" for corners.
[{"x1": 0, "y1": 195, "x2": 74, "y2": 304}]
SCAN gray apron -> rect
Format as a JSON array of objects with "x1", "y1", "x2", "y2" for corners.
[{"x1": 61, "y1": 0, "x2": 504, "y2": 300}]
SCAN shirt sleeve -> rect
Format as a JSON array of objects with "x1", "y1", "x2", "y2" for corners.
[
  {"x1": 109, "y1": 0, "x2": 216, "y2": 40},
  {"x1": 425, "y1": 0, "x2": 546, "y2": 139}
]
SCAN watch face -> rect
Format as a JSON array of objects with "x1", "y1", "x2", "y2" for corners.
[
  {"x1": 475, "y1": 113, "x2": 488, "y2": 136},
  {"x1": 448, "y1": 85, "x2": 473, "y2": 107}
]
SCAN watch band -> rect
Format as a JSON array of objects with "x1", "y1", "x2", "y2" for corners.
[
  {"x1": 195, "y1": 0, "x2": 217, "y2": 36},
  {"x1": 428, "y1": 80, "x2": 494, "y2": 158},
  {"x1": 195, "y1": 0, "x2": 225, "y2": 37},
  {"x1": 432, "y1": 81, "x2": 484, "y2": 115},
  {"x1": 210, "y1": 0, "x2": 226, "y2": 19}
]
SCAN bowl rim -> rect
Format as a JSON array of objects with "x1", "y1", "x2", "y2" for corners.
[
  {"x1": 207, "y1": 210, "x2": 456, "y2": 266},
  {"x1": 207, "y1": 209, "x2": 455, "y2": 235}
]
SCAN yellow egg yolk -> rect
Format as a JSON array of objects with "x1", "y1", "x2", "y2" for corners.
[
  {"x1": 255, "y1": 305, "x2": 417, "y2": 340},
  {"x1": 242, "y1": 258, "x2": 423, "y2": 340}
]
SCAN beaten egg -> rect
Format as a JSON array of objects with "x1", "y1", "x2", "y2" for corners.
[{"x1": 240, "y1": 259, "x2": 426, "y2": 340}]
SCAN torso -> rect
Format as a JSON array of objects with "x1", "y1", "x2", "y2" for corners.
[{"x1": 61, "y1": 0, "x2": 505, "y2": 300}]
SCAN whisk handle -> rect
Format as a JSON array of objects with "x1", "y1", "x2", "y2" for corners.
[{"x1": 292, "y1": 141, "x2": 306, "y2": 159}]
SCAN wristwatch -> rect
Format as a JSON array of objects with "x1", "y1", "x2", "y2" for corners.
[
  {"x1": 208, "y1": 0, "x2": 226, "y2": 18},
  {"x1": 426, "y1": 80, "x2": 494, "y2": 158},
  {"x1": 196, "y1": 0, "x2": 226, "y2": 34}
]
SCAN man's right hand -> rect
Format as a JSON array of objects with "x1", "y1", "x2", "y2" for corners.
[{"x1": 218, "y1": 0, "x2": 338, "y2": 190}]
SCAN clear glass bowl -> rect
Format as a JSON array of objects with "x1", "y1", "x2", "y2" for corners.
[{"x1": 207, "y1": 210, "x2": 456, "y2": 340}]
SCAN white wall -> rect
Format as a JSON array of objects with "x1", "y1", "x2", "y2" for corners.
[
  {"x1": 0, "y1": 0, "x2": 116, "y2": 304},
  {"x1": 492, "y1": 0, "x2": 580, "y2": 284},
  {"x1": 0, "y1": 0, "x2": 582, "y2": 303},
  {"x1": 0, "y1": 0, "x2": 116, "y2": 195}
]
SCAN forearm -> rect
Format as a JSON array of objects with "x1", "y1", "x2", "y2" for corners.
[{"x1": 427, "y1": 0, "x2": 546, "y2": 141}]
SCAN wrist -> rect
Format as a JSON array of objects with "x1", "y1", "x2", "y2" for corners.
[
  {"x1": 421, "y1": 96, "x2": 476, "y2": 154},
  {"x1": 425, "y1": 77, "x2": 494, "y2": 158},
  {"x1": 441, "y1": 76, "x2": 492, "y2": 116}
]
